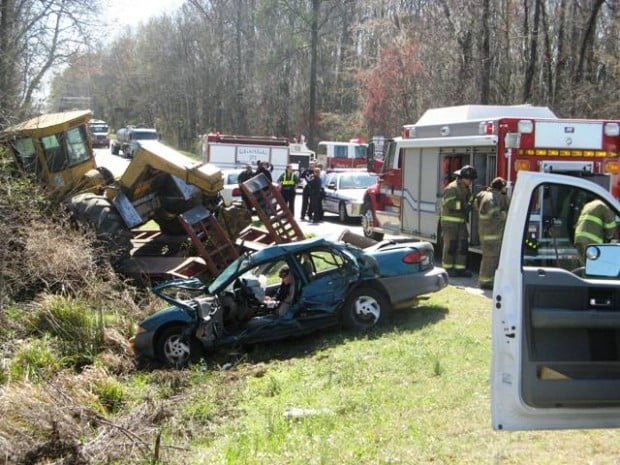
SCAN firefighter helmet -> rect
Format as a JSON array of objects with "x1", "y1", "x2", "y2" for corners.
[
  {"x1": 455, "y1": 165, "x2": 478, "y2": 180},
  {"x1": 491, "y1": 177, "x2": 507, "y2": 190}
]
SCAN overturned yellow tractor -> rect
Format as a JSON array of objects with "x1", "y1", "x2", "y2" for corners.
[{"x1": 0, "y1": 110, "x2": 251, "y2": 281}]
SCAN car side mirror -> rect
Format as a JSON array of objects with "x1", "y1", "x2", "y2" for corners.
[
  {"x1": 585, "y1": 244, "x2": 620, "y2": 278},
  {"x1": 327, "y1": 182, "x2": 337, "y2": 190}
]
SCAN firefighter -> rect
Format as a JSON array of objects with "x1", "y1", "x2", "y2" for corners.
[
  {"x1": 573, "y1": 197, "x2": 617, "y2": 266},
  {"x1": 440, "y1": 165, "x2": 477, "y2": 277},
  {"x1": 475, "y1": 177, "x2": 510, "y2": 290},
  {"x1": 278, "y1": 164, "x2": 298, "y2": 215}
]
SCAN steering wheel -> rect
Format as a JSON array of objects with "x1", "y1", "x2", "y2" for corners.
[{"x1": 234, "y1": 278, "x2": 258, "y2": 302}]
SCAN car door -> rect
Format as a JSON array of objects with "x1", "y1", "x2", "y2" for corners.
[
  {"x1": 322, "y1": 172, "x2": 338, "y2": 213},
  {"x1": 297, "y1": 245, "x2": 355, "y2": 311},
  {"x1": 492, "y1": 170, "x2": 620, "y2": 431}
]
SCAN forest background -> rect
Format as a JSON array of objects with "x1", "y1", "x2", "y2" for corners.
[{"x1": 0, "y1": 0, "x2": 618, "y2": 152}]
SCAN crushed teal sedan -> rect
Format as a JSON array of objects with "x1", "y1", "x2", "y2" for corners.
[{"x1": 131, "y1": 236, "x2": 448, "y2": 367}]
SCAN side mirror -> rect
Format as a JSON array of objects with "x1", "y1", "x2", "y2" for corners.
[
  {"x1": 327, "y1": 182, "x2": 337, "y2": 190},
  {"x1": 585, "y1": 244, "x2": 620, "y2": 278}
]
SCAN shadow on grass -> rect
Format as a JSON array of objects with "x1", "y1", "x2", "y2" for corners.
[{"x1": 205, "y1": 302, "x2": 449, "y2": 368}]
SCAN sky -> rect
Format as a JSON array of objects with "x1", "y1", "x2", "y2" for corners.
[{"x1": 104, "y1": 0, "x2": 186, "y2": 36}]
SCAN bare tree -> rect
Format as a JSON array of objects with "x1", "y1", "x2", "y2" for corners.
[{"x1": 0, "y1": 0, "x2": 100, "y2": 125}]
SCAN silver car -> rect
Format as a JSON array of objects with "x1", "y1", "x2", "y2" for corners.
[{"x1": 322, "y1": 170, "x2": 378, "y2": 222}]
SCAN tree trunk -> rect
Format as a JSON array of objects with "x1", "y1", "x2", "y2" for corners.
[
  {"x1": 522, "y1": 0, "x2": 541, "y2": 102},
  {"x1": 308, "y1": 0, "x2": 319, "y2": 148}
]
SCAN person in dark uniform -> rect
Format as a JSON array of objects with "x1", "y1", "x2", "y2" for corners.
[
  {"x1": 236, "y1": 164, "x2": 255, "y2": 210},
  {"x1": 308, "y1": 167, "x2": 324, "y2": 223},
  {"x1": 299, "y1": 161, "x2": 316, "y2": 220},
  {"x1": 256, "y1": 160, "x2": 272, "y2": 182}
]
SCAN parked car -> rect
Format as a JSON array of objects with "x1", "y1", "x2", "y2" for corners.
[
  {"x1": 322, "y1": 170, "x2": 378, "y2": 222},
  {"x1": 131, "y1": 236, "x2": 448, "y2": 366},
  {"x1": 220, "y1": 168, "x2": 244, "y2": 205},
  {"x1": 491, "y1": 171, "x2": 620, "y2": 431}
]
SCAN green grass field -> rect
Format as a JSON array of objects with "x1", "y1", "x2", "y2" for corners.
[{"x1": 140, "y1": 285, "x2": 620, "y2": 464}]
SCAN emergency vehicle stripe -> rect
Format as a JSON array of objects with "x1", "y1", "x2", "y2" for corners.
[
  {"x1": 481, "y1": 234, "x2": 502, "y2": 241},
  {"x1": 441, "y1": 215, "x2": 465, "y2": 223},
  {"x1": 575, "y1": 230, "x2": 605, "y2": 243}
]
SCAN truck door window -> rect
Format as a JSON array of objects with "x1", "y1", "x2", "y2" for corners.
[
  {"x1": 65, "y1": 127, "x2": 90, "y2": 166},
  {"x1": 333, "y1": 145, "x2": 347, "y2": 159},
  {"x1": 40, "y1": 134, "x2": 66, "y2": 173},
  {"x1": 10, "y1": 137, "x2": 38, "y2": 174},
  {"x1": 354, "y1": 145, "x2": 367, "y2": 160},
  {"x1": 522, "y1": 182, "x2": 619, "y2": 273}
]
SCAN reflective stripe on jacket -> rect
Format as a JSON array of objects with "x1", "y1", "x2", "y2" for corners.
[{"x1": 574, "y1": 199, "x2": 616, "y2": 246}]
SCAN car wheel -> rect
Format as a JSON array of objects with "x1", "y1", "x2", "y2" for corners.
[
  {"x1": 341, "y1": 287, "x2": 390, "y2": 331},
  {"x1": 155, "y1": 325, "x2": 203, "y2": 367},
  {"x1": 361, "y1": 203, "x2": 384, "y2": 241},
  {"x1": 338, "y1": 202, "x2": 349, "y2": 223}
]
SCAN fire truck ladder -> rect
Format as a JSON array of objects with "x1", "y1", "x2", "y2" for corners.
[
  {"x1": 239, "y1": 173, "x2": 305, "y2": 246},
  {"x1": 178, "y1": 205, "x2": 239, "y2": 277}
]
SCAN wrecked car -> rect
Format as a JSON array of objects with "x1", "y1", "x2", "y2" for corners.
[{"x1": 131, "y1": 236, "x2": 448, "y2": 366}]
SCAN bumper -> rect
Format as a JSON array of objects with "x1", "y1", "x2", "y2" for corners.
[
  {"x1": 380, "y1": 267, "x2": 449, "y2": 308},
  {"x1": 129, "y1": 329, "x2": 156, "y2": 359}
]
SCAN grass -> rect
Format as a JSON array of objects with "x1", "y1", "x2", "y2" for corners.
[
  {"x1": 142, "y1": 286, "x2": 620, "y2": 464},
  {"x1": 3, "y1": 279, "x2": 620, "y2": 463}
]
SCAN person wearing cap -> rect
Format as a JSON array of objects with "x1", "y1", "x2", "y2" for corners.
[
  {"x1": 440, "y1": 165, "x2": 477, "y2": 277},
  {"x1": 475, "y1": 177, "x2": 510, "y2": 289}
]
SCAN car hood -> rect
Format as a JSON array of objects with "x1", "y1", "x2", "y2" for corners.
[{"x1": 138, "y1": 305, "x2": 194, "y2": 331}]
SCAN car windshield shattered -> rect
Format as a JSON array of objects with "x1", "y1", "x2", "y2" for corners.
[{"x1": 208, "y1": 251, "x2": 255, "y2": 294}]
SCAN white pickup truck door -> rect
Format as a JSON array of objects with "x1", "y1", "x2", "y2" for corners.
[{"x1": 492, "y1": 171, "x2": 620, "y2": 430}]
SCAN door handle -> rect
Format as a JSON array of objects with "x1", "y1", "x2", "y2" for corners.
[{"x1": 589, "y1": 298, "x2": 612, "y2": 307}]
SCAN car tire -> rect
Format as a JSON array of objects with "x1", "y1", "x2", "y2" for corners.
[
  {"x1": 338, "y1": 202, "x2": 349, "y2": 223},
  {"x1": 341, "y1": 287, "x2": 391, "y2": 331},
  {"x1": 361, "y1": 202, "x2": 384, "y2": 241},
  {"x1": 155, "y1": 325, "x2": 203, "y2": 367}
]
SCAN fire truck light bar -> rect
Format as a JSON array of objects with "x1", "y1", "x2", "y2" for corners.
[{"x1": 518, "y1": 149, "x2": 617, "y2": 158}]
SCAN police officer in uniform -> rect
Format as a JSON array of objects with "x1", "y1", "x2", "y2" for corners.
[
  {"x1": 574, "y1": 197, "x2": 617, "y2": 266},
  {"x1": 299, "y1": 161, "x2": 316, "y2": 220},
  {"x1": 475, "y1": 177, "x2": 510, "y2": 289},
  {"x1": 440, "y1": 165, "x2": 477, "y2": 277},
  {"x1": 278, "y1": 164, "x2": 298, "y2": 215}
]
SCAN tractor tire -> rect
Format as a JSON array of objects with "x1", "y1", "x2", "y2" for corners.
[
  {"x1": 66, "y1": 193, "x2": 132, "y2": 262},
  {"x1": 154, "y1": 211, "x2": 186, "y2": 235}
]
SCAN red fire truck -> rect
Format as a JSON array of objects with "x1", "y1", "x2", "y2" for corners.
[
  {"x1": 362, "y1": 104, "x2": 620, "y2": 257},
  {"x1": 317, "y1": 139, "x2": 368, "y2": 169}
]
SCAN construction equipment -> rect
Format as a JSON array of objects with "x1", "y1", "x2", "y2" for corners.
[{"x1": 0, "y1": 110, "x2": 303, "y2": 282}]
